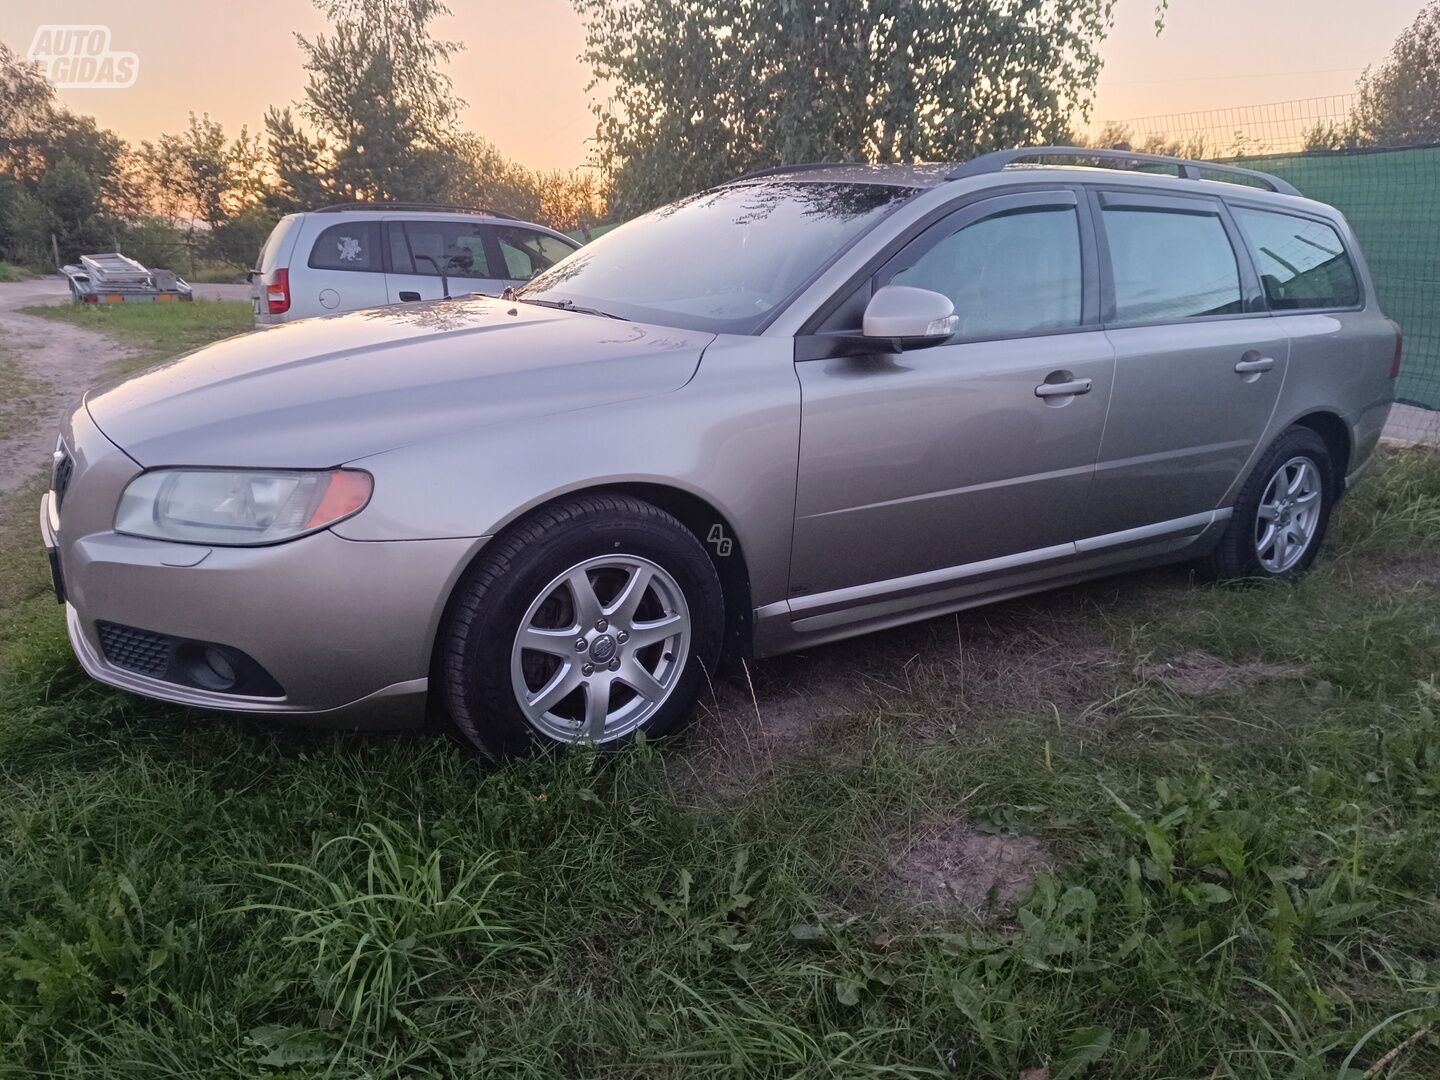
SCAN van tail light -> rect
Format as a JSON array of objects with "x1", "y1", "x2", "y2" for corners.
[
  {"x1": 1389, "y1": 321, "x2": 1404, "y2": 379},
  {"x1": 266, "y1": 268, "x2": 291, "y2": 315}
]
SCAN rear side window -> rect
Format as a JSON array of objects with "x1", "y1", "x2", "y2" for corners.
[
  {"x1": 495, "y1": 226, "x2": 575, "y2": 281},
  {"x1": 889, "y1": 206, "x2": 1083, "y2": 338},
  {"x1": 390, "y1": 221, "x2": 498, "y2": 278},
  {"x1": 1103, "y1": 207, "x2": 1242, "y2": 322},
  {"x1": 307, "y1": 222, "x2": 382, "y2": 272},
  {"x1": 1232, "y1": 207, "x2": 1360, "y2": 310}
]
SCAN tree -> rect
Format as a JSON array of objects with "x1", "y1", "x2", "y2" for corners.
[
  {"x1": 574, "y1": 0, "x2": 1119, "y2": 216},
  {"x1": 0, "y1": 43, "x2": 126, "y2": 263},
  {"x1": 1348, "y1": 1, "x2": 1440, "y2": 146},
  {"x1": 288, "y1": 0, "x2": 468, "y2": 202}
]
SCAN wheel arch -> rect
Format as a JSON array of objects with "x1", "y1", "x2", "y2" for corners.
[
  {"x1": 1290, "y1": 410, "x2": 1352, "y2": 494},
  {"x1": 426, "y1": 482, "x2": 755, "y2": 706}
]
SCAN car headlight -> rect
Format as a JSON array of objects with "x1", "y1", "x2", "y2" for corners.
[{"x1": 115, "y1": 468, "x2": 373, "y2": 546}]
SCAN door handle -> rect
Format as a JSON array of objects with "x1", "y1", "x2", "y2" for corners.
[
  {"x1": 1234, "y1": 356, "x2": 1275, "y2": 374},
  {"x1": 1035, "y1": 377, "x2": 1093, "y2": 398},
  {"x1": 399, "y1": 291, "x2": 422, "y2": 302}
]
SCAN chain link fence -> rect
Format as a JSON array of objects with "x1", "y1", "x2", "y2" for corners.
[{"x1": 1103, "y1": 96, "x2": 1440, "y2": 444}]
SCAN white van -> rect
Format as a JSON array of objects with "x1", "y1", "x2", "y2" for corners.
[{"x1": 250, "y1": 204, "x2": 581, "y2": 325}]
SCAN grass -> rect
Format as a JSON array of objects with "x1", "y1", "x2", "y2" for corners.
[
  {"x1": 21, "y1": 300, "x2": 254, "y2": 376},
  {"x1": 0, "y1": 261, "x2": 34, "y2": 283},
  {"x1": 0, "y1": 303, "x2": 1437, "y2": 1075}
]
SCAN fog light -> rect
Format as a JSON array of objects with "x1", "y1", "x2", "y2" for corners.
[{"x1": 181, "y1": 645, "x2": 238, "y2": 691}]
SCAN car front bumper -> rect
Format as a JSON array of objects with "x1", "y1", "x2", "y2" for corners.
[{"x1": 41, "y1": 407, "x2": 485, "y2": 730}]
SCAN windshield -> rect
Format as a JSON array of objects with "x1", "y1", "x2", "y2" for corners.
[{"x1": 515, "y1": 181, "x2": 917, "y2": 333}]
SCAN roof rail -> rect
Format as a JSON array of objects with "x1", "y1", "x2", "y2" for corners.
[
  {"x1": 311, "y1": 201, "x2": 519, "y2": 219},
  {"x1": 727, "y1": 162, "x2": 849, "y2": 183},
  {"x1": 945, "y1": 146, "x2": 1301, "y2": 197}
]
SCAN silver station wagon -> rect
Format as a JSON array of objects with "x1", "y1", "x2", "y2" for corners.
[{"x1": 42, "y1": 147, "x2": 1399, "y2": 759}]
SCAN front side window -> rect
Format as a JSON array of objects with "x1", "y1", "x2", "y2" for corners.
[
  {"x1": 1103, "y1": 207, "x2": 1243, "y2": 322},
  {"x1": 308, "y1": 222, "x2": 381, "y2": 272},
  {"x1": 496, "y1": 227, "x2": 576, "y2": 281},
  {"x1": 391, "y1": 221, "x2": 497, "y2": 279},
  {"x1": 516, "y1": 181, "x2": 916, "y2": 333},
  {"x1": 890, "y1": 206, "x2": 1083, "y2": 338},
  {"x1": 1233, "y1": 207, "x2": 1360, "y2": 310}
]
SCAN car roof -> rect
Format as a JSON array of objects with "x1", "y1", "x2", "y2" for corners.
[
  {"x1": 724, "y1": 149, "x2": 1322, "y2": 212},
  {"x1": 299, "y1": 208, "x2": 579, "y2": 242}
]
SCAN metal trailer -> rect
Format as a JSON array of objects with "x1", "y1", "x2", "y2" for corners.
[{"x1": 60, "y1": 253, "x2": 194, "y2": 304}]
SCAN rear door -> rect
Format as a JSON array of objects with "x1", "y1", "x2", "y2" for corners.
[
  {"x1": 295, "y1": 219, "x2": 390, "y2": 317},
  {"x1": 383, "y1": 218, "x2": 508, "y2": 303},
  {"x1": 791, "y1": 189, "x2": 1114, "y2": 600},
  {"x1": 1082, "y1": 189, "x2": 1290, "y2": 538}
]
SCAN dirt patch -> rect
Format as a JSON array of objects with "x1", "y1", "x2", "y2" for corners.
[
  {"x1": 674, "y1": 591, "x2": 1143, "y2": 791},
  {"x1": 1359, "y1": 556, "x2": 1440, "y2": 591},
  {"x1": 0, "y1": 278, "x2": 137, "y2": 493},
  {"x1": 890, "y1": 821, "x2": 1054, "y2": 916},
  {"x1": 1146, "y1": 650, "x2": 1303, "y2": 696}
]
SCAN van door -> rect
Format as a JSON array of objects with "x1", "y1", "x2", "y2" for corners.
[
  {"x1": 296, "y1": 220, "x2": 390, "y2": 318},
  {"x1": 791, "y1": 190, "x2": 1114, "y2": 604},
  {"x1": 383, "y1": 219, "x2": 509, "y2": 304},
  {"x1": 1082, "y1": 190, "x2": 1289, "y2": 539}
]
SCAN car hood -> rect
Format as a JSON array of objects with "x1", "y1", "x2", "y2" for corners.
[{"x1": 85, "y1": 297, "x2": 714, "y2": 467}]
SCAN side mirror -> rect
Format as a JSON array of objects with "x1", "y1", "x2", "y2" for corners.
[{"x1": 862, "y1": 285, "x2": 958, "y2": 349}]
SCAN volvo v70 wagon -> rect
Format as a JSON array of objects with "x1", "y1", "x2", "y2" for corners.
[{"x1": 42, "y1": 147, "x2": 1399, "y2": 758}]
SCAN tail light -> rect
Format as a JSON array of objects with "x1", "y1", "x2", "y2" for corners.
[
  {"x1": 1390, "y1": 321, "x2": 1403, "y2": 379},
  {"x1": 265, "y1": 268, "x2": 291, "y2": 315}
]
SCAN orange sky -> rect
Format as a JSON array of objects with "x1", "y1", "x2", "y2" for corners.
[{"x1": 0, "y1": 0, "x2": 1423, "y2": 171}]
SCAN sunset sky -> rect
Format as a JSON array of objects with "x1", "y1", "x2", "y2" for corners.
[{"x1": 0, "y1": 0, "x2": 1423, "y2": 171}]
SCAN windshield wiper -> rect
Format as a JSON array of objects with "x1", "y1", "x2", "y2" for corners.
[{"x1": 507, "y1": 294, "x2": 625, "y2": 320}]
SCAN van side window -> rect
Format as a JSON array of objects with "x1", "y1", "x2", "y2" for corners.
[
  {"x1": 393, "y1": 222, "x2": 497, "y2": 278},
  {"x1": 1102, "y1": 207, "x2": 1242, "y2": 322},
  {"x1": 888, "y1": 206, "x2": 1083, "y2": 338},
  {"x1": 308, "y1": 222, "x2": 382, "y2": 272},
  {"x1": 1232, "y1": 207, "x2": 1360, "y2": 310},
  {"x1": 495, "y1": 227, "x2": 575, "y2": 281}
]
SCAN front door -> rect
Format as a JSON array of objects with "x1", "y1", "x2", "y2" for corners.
[
  {"x1": 790, "y1": 190, "x2": 1114, "y2": 603},
  {"x1": 1082, "y1": 189, "x2": 1289, "y2": 538}
]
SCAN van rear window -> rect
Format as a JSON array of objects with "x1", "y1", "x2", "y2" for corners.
[
  {"x1": 1233, "y1": 207, "x2": 1360, "y2": 310},
  {"x1": 308, "y1": 222, "x2": 382, "y2": 272}
]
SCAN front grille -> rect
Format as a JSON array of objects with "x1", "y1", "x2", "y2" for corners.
[
  {"x1": 97, "y1": 622, "x2": 173, "y2": 678},
  {"x1": 51, "y1": 442, "x2": 74, "y2": 510}
]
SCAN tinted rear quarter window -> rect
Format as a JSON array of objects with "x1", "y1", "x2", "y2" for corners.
[
  {"x1": 308, "y1": 222, "x2": 382, "y2": 272},
  {"x1": 1232, "y1": 207, "x2": 1360, "y2": 310},
  {"x1": 1103, "y1": 207, "x2": 1242, "y2": 322}
]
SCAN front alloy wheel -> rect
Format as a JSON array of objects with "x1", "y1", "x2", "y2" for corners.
[
  {"x1": 440, "y1": 493, "x2": 723, "y2": 759},
  {"x1": 511, "y1": 555, "x2": 691, "y2": 743}
]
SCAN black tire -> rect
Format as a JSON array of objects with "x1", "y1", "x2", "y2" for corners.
[
  {"x1": 1204, "y1": 426, "x2": 1335, "y2": 582},
  {"x1": 440, "y1": 493, "x2": 723, "y2": 759}
]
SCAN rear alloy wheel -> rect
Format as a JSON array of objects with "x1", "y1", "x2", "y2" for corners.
[
  {"x1": 440, "y1": 494, "x2": 723, "y2": 759},
  {"x1": 1253, "y1": 456, "x2": 1324, "y2": 574},
  {"x1": 1205, "y1": 426, "x2": 1335, "y2": 582}
]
